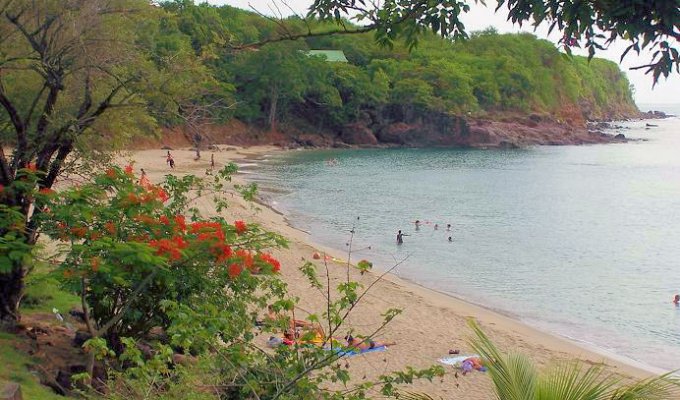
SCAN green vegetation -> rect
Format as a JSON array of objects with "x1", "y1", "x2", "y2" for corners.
[
  {"x1": 468, "y1": 320, "x2": 680, "y2": 399},
  {"x1": 0, "y1": 2, "x2": 667, "y2": 398},
  {"x1": 161, "y1": 2, "x2": 638, "y2": 132},
  {"x1": 309, "y1": 0, "x2": 680, "y2": 83},
  {"x1": 0, "y1": 333, "x2": 65, "y2": 400}
]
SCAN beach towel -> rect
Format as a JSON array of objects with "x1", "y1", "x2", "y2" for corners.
[
  {"x1": 332, "y1": 345, "x2": 388, "y2": 357},
  {"x1": 438, "y1": 354, "x2": 479, "y2": 366}
]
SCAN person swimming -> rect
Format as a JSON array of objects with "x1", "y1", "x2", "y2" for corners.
[
  {"x1": 396, "y1": 230, "x2": 409, "y2": 245},
  {"x1": 414, "y1": 220, "x2": 421, "y2": 231},
  {"x1": 434, "y1": 224, "x2": 439, "y2": 230},
  {"x1": 446, "y1": 223, "x2": 451, "y2": 231},
  {"x1": 673, "y1": 294, "x2": 679, "y2": 305},
  {"x1": 448, "y1": 236, "x2": 452, "y2": 242}
]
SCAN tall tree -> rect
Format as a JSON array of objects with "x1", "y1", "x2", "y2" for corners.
[{"x1": 0, "y1": 0, "x2": 184, "y2": 324}]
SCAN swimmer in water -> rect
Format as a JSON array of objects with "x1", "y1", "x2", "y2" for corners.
[
  {"x1": 396, "y1": 230, "x2": 409, "y2": 245},
  {"x1": 415, "y1": 220, "x2": 421, "y2": 231},
  {"x1": 446, "y1": 223, "x2": 451, "y2": 231},
  {"x1": 674, "y1": 294, "x2": 680, "y2": 306},
  {"x1": 448, "y1": 236, "x2": 452, "y2": 242},
  {"x1": 434, "y1": 224, "x2": 439, "y2": 230}
]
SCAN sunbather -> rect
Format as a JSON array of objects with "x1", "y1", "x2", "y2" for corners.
[{"x1": 344, "y1": 334, "x2": 395, "y2": 350}]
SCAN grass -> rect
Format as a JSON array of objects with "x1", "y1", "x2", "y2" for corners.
[
  {"x1": 0, "y1": 334, "x2": 64, "y2": 400},
  {"x1": 0, "y1": 262, "x2": 79, "y2": 399},
  {"x1": 22, "y1": 263, "x2": 80, "y2": 315}
]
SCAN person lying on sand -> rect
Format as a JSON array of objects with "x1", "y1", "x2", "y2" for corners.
[{"x1": 344, "y1": 334, "x2": 396, "y2": 350}]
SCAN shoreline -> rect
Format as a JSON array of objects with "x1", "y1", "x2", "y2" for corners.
[
  {"x1": 235, "y1": 147, "x2": 665, "y2": 377},
  {"x1": 245, "y1": 173, "x2": 664, "y2": 378},
  {"x1": 130, "y1": 145, "x2": 661, "y2": 398}
]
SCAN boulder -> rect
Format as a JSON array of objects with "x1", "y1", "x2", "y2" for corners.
[
  {"x1": 0, "y1": 382, "x2": 22, "y2": 400},
  {"x1": 614, "y1": 133, "x2": 626, "y2": 140},
  {"x1": 340, "y1": 123, "x2": 378, "y2": 145}
]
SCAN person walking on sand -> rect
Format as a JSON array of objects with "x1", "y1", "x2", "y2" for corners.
[
  {"x1": 210, "y1": 153, "x2": 215, "y2": 170},
  {"x1": 166, "y1": 151, "x2": 175, "y2": 169},
  {"x1": 396, "y1": 230, "x2": 409, "y2": 245}
]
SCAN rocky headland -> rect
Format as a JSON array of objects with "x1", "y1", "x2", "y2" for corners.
[{"x1": 135, "y1": 107, "x2": 668, "y2": 151}]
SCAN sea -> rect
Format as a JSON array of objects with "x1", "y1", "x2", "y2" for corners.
[{"x1": 244, "y1": 104, "x2": 680, "y2": 373}]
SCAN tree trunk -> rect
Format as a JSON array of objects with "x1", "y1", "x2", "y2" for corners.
[
  {"x1": 0, "y1": 261, "x2": 25, "y2": 325},
  {"x1": 268, "y1": 86, "x2": 279, "y2": 132}
]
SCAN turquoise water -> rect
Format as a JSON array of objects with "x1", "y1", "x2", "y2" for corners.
[{"x1": 248, "y1": 108, "x2": 680, "y2": 371}]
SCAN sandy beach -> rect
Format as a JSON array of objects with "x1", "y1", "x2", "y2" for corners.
[{"x1": 128, "y1": 146, "x2": 657, "y2": 399}]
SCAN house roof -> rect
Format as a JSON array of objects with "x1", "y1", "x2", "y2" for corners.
[{"x1": 306, "y1": 50, "x2": 348, "y2": 62}]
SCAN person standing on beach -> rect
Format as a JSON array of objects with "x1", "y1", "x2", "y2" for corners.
[
  {"x1": 210, "y1": 153, "x2": 215, "y2": 170},
  {"x1": 166, "y1": 151, "x2": 175, "y2": 169}
]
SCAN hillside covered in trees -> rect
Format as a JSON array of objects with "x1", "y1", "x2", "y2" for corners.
[
  {"x1": 1, "y1": 0, "x2": 641, "y2": 149},
  {"x1": 156, "y1": 1, "x2": 640, "y2": 148}
]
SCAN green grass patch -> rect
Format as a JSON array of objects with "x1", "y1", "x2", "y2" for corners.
[
  {"x1": 22, "y1": 265, "x2": 79, "y2": 316},
  {"x1": 0, "y1": 335, "x2": 64, "y2": 400}
]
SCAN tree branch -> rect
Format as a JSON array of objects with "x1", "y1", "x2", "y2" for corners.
[{"x1": 95, "y1": 269, "x2": 158, "y2": 337}]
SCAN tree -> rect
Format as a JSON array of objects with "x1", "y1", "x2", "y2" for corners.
[
  {"x1": 0, "y1": 0, "x2": 192, "y2": 324},
  {"x1": 307, "y1": 0, "x2": 680, "y2": 82},
  {"x1": 231, "y1": 42, "x2": 314, "y2": 131}
]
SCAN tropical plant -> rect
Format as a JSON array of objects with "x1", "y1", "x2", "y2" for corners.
[{"x1": 468, "y1": 320, "x2": 680, "y2": 400}]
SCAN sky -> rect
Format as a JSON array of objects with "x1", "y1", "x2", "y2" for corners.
[{"x1": 207, "y1": 0, "x2": 679, "y2": 106}]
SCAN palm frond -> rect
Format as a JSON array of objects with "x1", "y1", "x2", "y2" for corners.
[
  {"x1": 607, "y1": 371, "x2": 680, "y2": 400},
  {"x1": 468, "y1": 319, "x2": 537, "y2": 400},
  {"x1": 536, "y1": 361, "x2": 616, "y2": 400}
]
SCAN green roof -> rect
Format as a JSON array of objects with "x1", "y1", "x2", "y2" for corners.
[{"x1": 306, "y1": 50, "x2": 348, "y2": 62}]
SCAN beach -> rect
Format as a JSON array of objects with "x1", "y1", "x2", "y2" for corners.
[{"x1": 129, "y1": 146, "x2": 656, "y2": 398}]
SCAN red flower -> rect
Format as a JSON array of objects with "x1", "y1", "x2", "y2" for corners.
[
  {"x1": 27, "y1": 163, "x2": 37, "y2": 172},
  {"x1": 235, "y1": 249, "x2": 253, "y2": 268},
  {"x1": 124, "y1": 164, "x2": 134, "y2": 175},
  {"x1": 106, "y1": 168, "x2": 117, "y2": 178},
  {"x1": 39, "y1": 187, "x2": 55, "y2": 195},
  {"x1": 214, "y1": 244, "x2": 233, "y2": 263},
  {"x1": 174, "y1": 215, "x2": 186, "y2": 232},
  {"x1": 104, "y1": 222, "x2": 116, "y2": 235},
  {"x1": 172, "y1": 235, "x2": 188, "y2": 249},
  {"x1": 234, "y1": 220, "x2": 247, "y2": 234},
  {"x1": 258, "y1": 253, "x2": 281, "y2": 273},
  {"x1": 126, "y1": 192, "x2": 139, "y2": 204},
  {"x1": 159, "y1": 215, "x2": 170, "y2": 225},
  {"x1": 228, "y1": 263, "x2": 242, "y2": 279},
  {"x1": 70, "y1": 226, "x2": 88, "y2": 238},
  {"x1": 91, "y1": 257, "x2": 100, "y2": 272},
  {"x1": 157, "y1": 188, "x2": 169, "y2": 202},
  {"x1": 149, "y1": 238, "x2": 183, "y2": 261}
]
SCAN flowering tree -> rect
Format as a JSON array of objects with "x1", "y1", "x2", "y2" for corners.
[{"x1": 40, "y1": 165, "x2": 286, "y2": 353}]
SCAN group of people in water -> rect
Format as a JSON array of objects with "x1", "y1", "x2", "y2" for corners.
[{"x1": 397, "y1": 220, "x2": 454, "y2": 245}]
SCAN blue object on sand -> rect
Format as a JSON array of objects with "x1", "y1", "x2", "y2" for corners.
[{"x1": 332, "y1": 345, "x2": 388, "y2": 357}]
